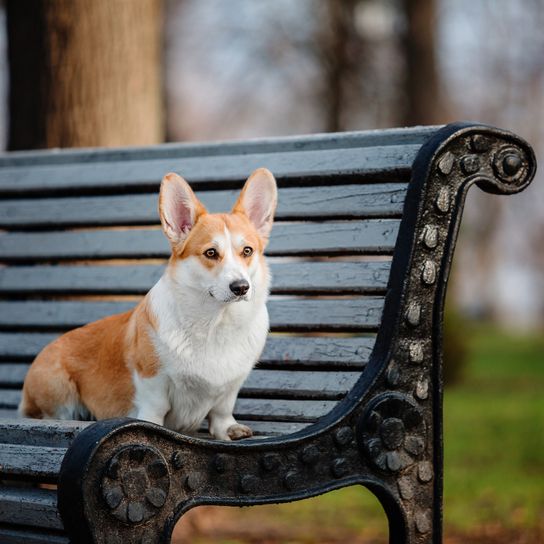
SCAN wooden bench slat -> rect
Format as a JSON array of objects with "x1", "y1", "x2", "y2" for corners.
[
  {"x1": 0, "y1": 261, "x2": 391, "y2": 296},
  {"x1": 0, "y1": 333, "x2": 375, "y2": 367},
  {"x1": 0, "y1": 220, "x2": 400, "y2": 261},
  {"x1": 0, "y1": 389, "x2": 336, "y2": 422},
  {"x1": 0, "y1": 389, "x2": 20, "y2": 409},
  {"x1": 0, "y1": 418, "x2": 91, "y2": 448},
  {"x1": 0, "y1": 365, "x2": 361, "y2": 401},
  {"x1": 0, "y1": 126, "x2": 438, "y2": 170},
  {"x1": 234, "y1": 398, "x2": 337, "y2": 422},
  {"x1": 0, "y1": 443, "x2": 66, "y2": 481},
  {"x1": 241, "y1": 369, "x2": 360, "y2": 399},
  {"x1": 0, "y1": 363, "x2": 27, "y2": 384},
  {"x1": 0, "y1": 184, "x2": 407, "y2": 228},
  {"x1": 0, "y1": 144, "x2": 421, "y2": 196},
  {"x1": 0, "y1": 526, "x2": 68, "y2": 544},
  {"x1": 0, "y1": 297, "x2": 384, "y2": 332},
  {"x1": 0, "y1": 487, "x2": 63, "y2": 531},
  {"x1": 224, "y1": 420, "x2": 310, "y2": 437}
]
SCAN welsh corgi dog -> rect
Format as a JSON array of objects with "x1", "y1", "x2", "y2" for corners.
[{"x1": 19, "y1": 168, "x2": 277, "y2": 441}]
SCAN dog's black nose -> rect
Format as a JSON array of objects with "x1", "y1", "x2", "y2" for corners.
[{"x1": 229, "y1": 279, "x2": 249, "y2": 296}]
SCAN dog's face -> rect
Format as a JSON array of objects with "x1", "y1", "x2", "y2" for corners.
[{"x1": 159, "y1": 169, "x2": 277, "y2": 304}]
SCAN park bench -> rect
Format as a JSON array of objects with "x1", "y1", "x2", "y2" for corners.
[{"x1": 0, "y1": 122, "x2": 536, "y2": 543}]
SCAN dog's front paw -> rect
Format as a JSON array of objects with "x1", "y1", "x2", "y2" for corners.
[{"x1": 227, "y1": 423, "x2": 253, "y2": 440}]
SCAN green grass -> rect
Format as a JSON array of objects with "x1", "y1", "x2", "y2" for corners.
[
  {"x1": 443, "y1": 324, "x2": 544, "y2": 530},
  {"x1": 176, "y1": 324, "x2": 544, "y2": 542}
]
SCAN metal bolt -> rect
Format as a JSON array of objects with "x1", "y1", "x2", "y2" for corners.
[
  {"x1": 503, "y1": 153, "x2": 522, "y2": 176},
  {"x1": 331, "y1": 458, "x2": 349, "y2": 478},
  {"x1": 284, "y1": 470, "x2": 299, "y2": 490},
  {"x1": 437, "y1": 152, "x2": 455, "y2": 175},
  {"x1": 415, "y1": 511, "x2": 432, "y2": 534},
  {"x1": 409, "y1": 342, "x2": 424, "y2": 364},
  {"x1": 435, "y1": 187, "x2": 450, "y2": 213},
  {"x1": 171, "y1": 451, "x2": 184, "y2": 470},
  {"x1": 405, "y1": 302, "x2": 421, "y2": 327},
  {"x1": 300, "y1": 445, "x2": 320, "y2": 465},
  {"x1": 185, "y1": 473, "x2": 202, "y2": 491},
  {"x1": 421, "y1": 260, "x2": 437, "y2": 285},
  {"x1": 460, "y1": 154, "x2": 480, "y2": 175},
  {"x1": 240, "y1": 474, "x2": 259, "y2": 493},
  {"x1": 261, "y1": 453, "x2": 280, "y2": 472},
  {"x1": 422, "y1": 225, "x2": 439, "y2": 250},
  {"x1": 213, "y1": 454, "x2": 229, "y2": 473},
  {"x1": 334, "y1": 427, "x2": 354, "y2": 447},
  {"x1": 418, "y1": 461, "x2": 433, "y2": 483},
  {"x1": 470, "y1": 134, "x2": 490, "y2": 152}
]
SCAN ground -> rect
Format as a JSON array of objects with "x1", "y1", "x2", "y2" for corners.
[{"x1": 172, "y1": 324, "x2": 544, "y2": 543}]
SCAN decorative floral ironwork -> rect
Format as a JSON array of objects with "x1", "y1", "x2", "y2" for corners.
[
  {"x1": 101, "y1": 445, "x2": 170, "y2": 524},
  {"x1": 359, "y1": 394, "x2": 426, "y2": 473}
]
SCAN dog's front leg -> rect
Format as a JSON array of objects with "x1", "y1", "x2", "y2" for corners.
[
  {"x1": 208, "y1": 385, "x2": 253, "y2": 441},
  {"x1": 133, "y1": 373, "x2": 170, "y2": 427}
]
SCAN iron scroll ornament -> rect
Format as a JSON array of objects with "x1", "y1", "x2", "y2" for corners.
[{"x1": 57, "y1": 123, "x2": 536, "y2": 544}]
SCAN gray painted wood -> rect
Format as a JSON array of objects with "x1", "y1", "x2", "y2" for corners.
[
  {"x1": 0, "y1": 297, "x2": 384, "y2": 332},
  {"x1": 220, "y1": 420, "x2": 310, "y2": 437},
  {"x1": 0, "y1": 443, "x2": 66, "y2": 481},
  {"x1": 0, "y1": 220, "x2": 400, "y2": 261},
  {"x1": 0, "y1": 416, "x2": 305, "y2": 443},
  {"x1": 0, "y1": 487, "x2": 63, "y2": 530},
  {"x1": 0, "y1": 333, "x2": 61, "y2": 360},
  {"x1": 0, "y1": 389, "x2": 20, "y2": 409},
  {"x1": 0, "y1": 527, "x2": 68, "y2": 544},
  {"x1": 233, "y1": 398, "x2": 337, "y2": 422},
  {"x1": 0, "y1": 363, "x2": 27, "y2": 384},
  {"x1": 0, "y1": 144, "x2": 421, "y2": 195},
  {"x1": 0, "y1": 332, "x2": 375, "y2": 367},
  {"x1": 0, "y1": 418, "x2": 91, "y2": 448},
  {"x1": 0, "y1": 364, "x2": 361, "y2": 401},
  {"x1": 0, "y1": 184, "x2": 407, "y2": 228},
  {"x1": 0, "y1": 261, "x2": 391, "y2": 295},
  {"x1": 241, "y1": 369, "x2": 360, "y2": 399},
  {"x1": 0, "y1": 126, "x2": 438, "y2": 169},
  {"x1": 0, "y1": 389, "x2": 336, "y2": 422}
]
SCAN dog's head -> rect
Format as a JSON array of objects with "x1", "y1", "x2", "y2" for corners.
[{"x1": 159, "y1": 168, "x2": 277, "y2": 304}]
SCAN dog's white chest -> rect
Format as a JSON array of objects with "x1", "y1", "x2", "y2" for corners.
[{"x1": 152, "y1": 298, "x2": 269, "y2": 432}]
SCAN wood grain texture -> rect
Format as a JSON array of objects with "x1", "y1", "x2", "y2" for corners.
[
  {"x1": 0, "y1": 443, "x2": 66, "y2": 481},
  {"x1": 0, "y1": 487, "x2": 63, "y2": 530},
  {"x1": 0, "y1": 126, "x2": 438, "y2": 169},
  {"x1": 0, "y1": 220, "x2": 400, "y2": 261},
  {"x1": 0, "y1": 418, "x2": 91, "y2": 448},
  {"x1": 0, "y1": 526, "x2": 68, "y2": 544},
  {"x1": 0, "y1": 527, "x2": 68, "y2": 544},
  {"x1": 0, "y1": 390, "x2": 336, "y2": 422},
  {"x1": 0, "y1": 297, "x2": 384, "y2": 332},
  {"x1": 0, "y1": 332, "x2": 375, "y2": 367},
  {"x1": 0, "y1": 184, "x2": 407, "y2": 228},
  {"x1": 0, "y1": 364, "x2": 361, "y2": 401},
  {"x1": 0, "y1": 143, "x2": 422, "y2": 196},
  {"x1": 0, "y1": 261, "x2": 391, "y2": 296}
]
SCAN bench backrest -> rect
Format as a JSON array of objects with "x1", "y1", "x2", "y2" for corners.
[{"x1": 0, "y1": 127, "x2": 438, "y2": 435}]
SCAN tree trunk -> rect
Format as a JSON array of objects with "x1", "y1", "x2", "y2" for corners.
[
  {"x1": 400, "y1": 0, "x2": 444, "y2": 125},
  {"x1": 7, "y1": 0, "x2": 164, "y2": 150},
  {"x1": 316, "y1": 0, "x2": 361, "y2": 133}
]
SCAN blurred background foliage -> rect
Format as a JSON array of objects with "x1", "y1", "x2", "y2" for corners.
[{"x1": 1, "y1": 0, "x2": 542, "y2": 542}]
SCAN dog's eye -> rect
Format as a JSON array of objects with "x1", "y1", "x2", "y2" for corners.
[
  {"x1": 204, "y1": 248, "x2": 218, "y2": 259},
  {"x1": 242, "y1": 246, "x2": 253, "y2": 257}
]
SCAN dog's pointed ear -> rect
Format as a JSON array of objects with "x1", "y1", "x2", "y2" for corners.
[
  {"x1": 232, "y1": 168, "x2": 277, "y2": 242},
  {"x1": 159, "y1": 173, "x2": 206, "y2": 246}
]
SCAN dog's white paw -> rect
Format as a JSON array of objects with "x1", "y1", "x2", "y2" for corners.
[{"x1": 227, "y1": 423, "x2": 253, "y2": 440}]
